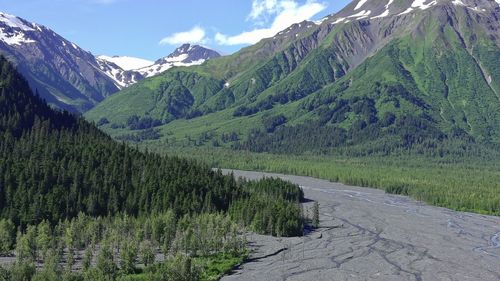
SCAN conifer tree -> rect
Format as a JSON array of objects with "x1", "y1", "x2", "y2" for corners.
[{"x1": 312, "y1": 202, "x2": 320, "y2": 229}]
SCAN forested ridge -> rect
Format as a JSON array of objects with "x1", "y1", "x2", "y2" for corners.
[
  {"x1": 0, "y1": 55, "x2": 238, "y2": 227},
  {"x1": 0, "y1": 56, "x2": 306, "y2": 280}
]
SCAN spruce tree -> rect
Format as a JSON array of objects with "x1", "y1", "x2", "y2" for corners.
[{"x1": 312, "y1": 202, "x2": 320, "y2": 229}]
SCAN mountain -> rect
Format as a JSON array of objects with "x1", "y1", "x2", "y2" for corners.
[
  {"x1": 0, "y1": 11, "x2": 221, "y2": 113},
  {"x1": 137, "y1": 44, "x2": 221, "y2": 78},
  {"x1": 95, "y1": 57, "x2": 145, "y2": 88},
  {"x1": 96, "y1": 44, "x2": 221, "y2": 86},
  {"x1": 0, "y1": 54, "x2": 231, "y2": 225},
  {"x1": 96, "y1": 55, "x2": 153, "y2": 71},
  {"x1": 0, "y1": 12, "x2": 122, "y2": 112},
  {"x1": 0, "y1": 55, "x2": 303, "y2": 243},
  {"x1": 86, "y1": 0, "x2": 500, "y2": 154}
]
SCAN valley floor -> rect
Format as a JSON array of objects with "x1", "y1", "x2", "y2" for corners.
[{"x1": 221, "y1": 170, "x2": 500, "y2": 281}]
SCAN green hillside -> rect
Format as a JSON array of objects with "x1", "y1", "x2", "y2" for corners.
[
  {"x1": 86, "y1": 3, "x2": 500, "y2": 154},
  {"x1": 0, "y1": 55, "x2": 308, "y2": 280}
]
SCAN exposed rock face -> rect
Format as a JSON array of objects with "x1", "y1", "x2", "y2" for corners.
[
  {"x1": 86, "y1": 0, "x2": 500, "y2": 145},
  {"x1": 137, "y1": 44, "x2": 221, "y2": 78},
  {"x1": 0, "y1": 12, "x2": 121, "y2": 112},
  {"x1": 0, "y1": 11, "x2": 222, "y2": 112},
  {"x1": 95, "y1": 58, "x2": 144, "y2": 88}
]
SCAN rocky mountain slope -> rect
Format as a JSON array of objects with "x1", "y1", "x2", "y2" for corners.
[
  {"x1": 97, "y1": 45, "x2": 221, "y2": 88},
  {"x1": 86, "y1": 0, "x2": 500, "y2": 153},
  {"x1": 0, "y1": 11, "x2": 221, "y2": 113},
  {"x1": 96, "y1": 55, "x2": 153, "y2": 71},
  {"x1": 0, "y1": 12, "x2": 121, "y2": 112},
  {"x1": 95, "y1": 58, "x2": 145, "y2": 88},
  {"x1": 137, "y1": 44, "x2": 221, "y2": 78}
]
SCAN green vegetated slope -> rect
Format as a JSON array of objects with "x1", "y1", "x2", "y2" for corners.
[
  {"x1": 149, "y1": 147, "x2": 500, "y2": 216},
  {"x1": 0, "y1": 56, "x2": 308, "y2": 280},
  {"x1": 86, "y1": 3, "x2": 500, "y2": 151},
  {"x1": 84, "y1": 2, "x2": 500, "y2": 216}
]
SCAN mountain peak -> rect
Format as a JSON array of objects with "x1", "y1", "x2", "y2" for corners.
[
  {"x1": 0, "y1": 12, "x2": 34, "y2": 31},
  {"x1": 0, "y1": 11, "x2": 121, "y2": 112},
  {"x1": 0, "y1": 12, "x2": 37, "y2": 46},
  {"x1": 163, "y1": 43, "x2": 221, "y2": 64},
  {"x1": 174, "y1": 43, "x2": 195, "y2": 53},
  {"x1": 138, "y1": 44, "x2": 221, "y2": 78}
]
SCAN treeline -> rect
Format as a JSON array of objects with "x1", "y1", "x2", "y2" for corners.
[
  {"x1": 234, "y1": 96, "x2": 477, "y2": 156},
  {"x1": 161, "y1": 147, "x2": 500, "y2": 216},
  {"x1": 0, "y1": 56, "x2": 308, "y2": 279},
  {"x1": 0, "y1": 55, "x2": 305, "y2": 234},
  {"x1": 0, "y1": 55, "x2": 237, "y2": 226},
  {"x1": 126, "y1": 115, "x2": 162, "y2": 130},
  {"x1": 0, "y1": 122, "x2": 241, "y2": 226},
  {"x1": 0, "y1": 212, "x2": 245, "y2": 280},
  {"x1": 230, "y1": 178, "x2": 304, "y2": 237}
]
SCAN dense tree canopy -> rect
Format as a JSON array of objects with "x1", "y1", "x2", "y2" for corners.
[
  {"x1": 0, "y1": 56, "x2": 307, "y2": 280},
  {"x1": 0, "y1": 56, "x2": 305, "y2": 235}
]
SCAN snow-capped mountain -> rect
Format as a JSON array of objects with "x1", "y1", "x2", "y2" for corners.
[
  {"x1": 87, "y1": 0, "x2": 500, "y2": 151},
  {"x1": 138, "y1": 44, "x2": 221, "y2": 77},
  {"x1": 97, "y1": 55, "x2": 153, "y2": 71},
  {"x1": 318, "y1": 0, "x2": 499, "y2": 24},
  {"x1": 95, "y1": 58, "x2": 144, "y2": 88},
  {"x1": 0, "y1": 12, "x2": 121, "y2": 112},
  {"x1": 266, "y1": 0, "x2": 500, "y2": 69},
  {"x1": 0, "y1": 11, "x2": 221, "y2": 112},
  {"x1": 97, "y1": 44, "x2": 221, "y2": 86}
]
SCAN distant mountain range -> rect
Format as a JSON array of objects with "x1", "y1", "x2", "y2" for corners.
[
  {"x1": 86, "y1": 0, "x2": 500, "y2": 153},
  {"x1": 0, "y1": 12, "x2": 220, "y2": 112},
  {"x1": 97, "y1": 44, "x2": 221, "y2": 84},
  {"x1": 135, "y1": 44, "x2": 221, "y2": 78}
]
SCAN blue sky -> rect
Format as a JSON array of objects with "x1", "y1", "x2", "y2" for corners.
[{"x1": 0, "y1": 0, "x2": 351, "y2": 60}]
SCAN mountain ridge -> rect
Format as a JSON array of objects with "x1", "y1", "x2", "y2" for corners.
[
  {"x1": 95, "y1": 43, "x2": 222, "y2": 88},
  {"x1": 86, "y1": 0, "x2": 500, "y2": 153},
  {"x1": 137, "y1": 44, "x2": 221, "y2": 78},
  {"x1": 0, "y1": 11, "x2": 121, "y2": 112},
  {"x1": 97, "y1": 55, "x2": 153, "y2": 71},
  {"x1": 0, "y1": 11, "x2": 222, "y2": 112}
]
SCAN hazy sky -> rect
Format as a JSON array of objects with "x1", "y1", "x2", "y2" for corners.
[{"x1": 0, "y1": 0, "x2": 351, "y2": 60}]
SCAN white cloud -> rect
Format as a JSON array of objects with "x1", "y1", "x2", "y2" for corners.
[
  {"x1": 159, "y1": 26, "x2": 207, "y2": 45},
  {"x1": 216, "y1": 0, "x2": 326, "y2": 46},
  {"x1": 248, "y1": 0, "x2": 279, "y2": 20}
]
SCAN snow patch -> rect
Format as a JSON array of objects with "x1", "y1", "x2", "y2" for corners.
[
  {"x1": 399, "y1": 7, "x2": 414, "y2": 15},
  {"x1": 468, "y1": 6, "x2": 486, "y2": 12},
  {"x1": 0, "y1": 28, "x2": 35, "y2": 45},
  {"x1": 96, "y1": 59, "x2": 132, "y2": 88},
  {"x1": 314, "y1": 18, "x2": 326, "y2": 25},
  {"x1": 332, "y1": 17, "x2": 346, "y2": 24},
  {"x1": 411, "y1": 0, "x2": 437, "y2": 10},
  {"x1": 451, "y1": 0, "x2": 489, "y2": 12},
  {"x1": 165, "y1": 53, "x2": 189, "y2": 63},
  {"x1": 0, "y1": 12, "x2": 34, "y2": 31},
  {"x1": 354, "y1": 0, "x2": 369, "y2": 10},
  {"x1": 372, "y1": 0, "x2": 394, "y2": 19},
  {"x1": 347, "y1": 10, "x2": 372, "y2": 19},
  {"x1": 138, "y1": 58, "x2": 206, "y2": 78},
  {"x1": 98, "y1": 55, "x2": 153, "y2": 71},
  {"x1": 372, "y1": 9, "x2": 390, "y2": 19}
]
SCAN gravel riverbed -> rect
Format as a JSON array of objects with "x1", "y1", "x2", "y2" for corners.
[{"x1": 221, "y1": 169, "x2": 500, "y2": 281}]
